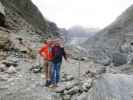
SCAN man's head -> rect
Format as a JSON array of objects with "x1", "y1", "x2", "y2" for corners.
[
  {"x1": 43, "y1": 40, "x2": 47, "y2": 44},
  {"x1": 55, "y1": 37, "x2": 64, "y2": 47},
  {"x1": 47, "y1": 38, "x2": 53, "y2": 46},
  {"x1": 54, "y1": 41, "x2": 60, "y2": 46}
]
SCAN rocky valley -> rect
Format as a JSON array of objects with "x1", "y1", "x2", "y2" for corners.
[{"x1": 0, "y1": 0, "x2": 133, "y2": 100}]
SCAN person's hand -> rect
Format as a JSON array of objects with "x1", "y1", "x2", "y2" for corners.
[
  {"x1": 41, "y1": 52, "x2": 47, "y2": 59},
  {"x1": 43, "y1": 57, "x2": 48, "y2": 61}
]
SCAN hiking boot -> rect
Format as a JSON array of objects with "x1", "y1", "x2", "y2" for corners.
[
  {"x1": 49, "y1": 84, "x2": 58, "y2": 88},
  {"x1": 45, "y1": 80, "x2": 51, "y2": 87}
]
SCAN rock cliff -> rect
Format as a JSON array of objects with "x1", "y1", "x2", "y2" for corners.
[{"x1": 85, "y1": 4, "x2": 133, "y2": 66}]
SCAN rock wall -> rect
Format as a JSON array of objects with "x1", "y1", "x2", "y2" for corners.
[
  {"x1": 84, "y1": 4, "x2": 133, "y2": 66},
  {"x1": 0, "y1": 0, "x2": 47, "y2": 33}
]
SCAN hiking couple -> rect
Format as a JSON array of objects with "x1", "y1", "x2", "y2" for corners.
[{"x1": 39, "y1": 38, "x2": 67, "y2": 87}]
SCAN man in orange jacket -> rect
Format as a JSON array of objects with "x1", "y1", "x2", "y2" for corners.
[{"x1": 39, "y1": 39, "x2": 53, "y2": 87}]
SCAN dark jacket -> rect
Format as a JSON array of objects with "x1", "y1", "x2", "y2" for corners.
[{"x1": 52, "y1": 46, "x2": 67, "y2": 63}]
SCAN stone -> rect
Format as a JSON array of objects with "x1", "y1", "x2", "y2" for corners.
[
  {"x1": 0, "y1": 31, "x2": 11, "y2": 50},
  {"x1": 0, "y1": 2, "x2": 5, "y2": 15},
  {"x1": 62, "y1": 73, "x2": 74, "y2": 82},
  {"x1": 82, "y1": 79, "x2": 92, "y2": 91},
  {"x1": 32, "y1": 68, "x2": 41, "y2": 73},
  {"x1": 66, "y1": 75, "x2": 74, "y2": 81},
  {"x1": 66, "y1": 81, "x2": 78, "y2": 90},
  {"x1": 112, "y1": 52, "x2": 127, "y2": 66},
  {"x1": 40, "y1": 74, "x2": 45, "y2": 79},
  {"x1": 84, "y1": 65, "x2": 106, "y2": 77},
  {"x1": 63, "y1": 95, "x2": 71, "y2": 100},
  {"x1": 0, "y1": 74, "x2": 8, "y2": 81},
  {"x1": 105, "y1": 66, "x2": 120, "y2": 74},
  {"x1": 127, "y1": 53, "x2": 133, "y2": 64},
  {"x1": 65, "y1": 86, "x2": 80, "y2": 95},
  {"x1": 6, "y1": 66, "x2": 16, "y2": 74},
  {"x1": 0, "y1": 63, "x2": 6, "y2": 72},
  {"x1": 30, "y1": 65, "x2": 42, "y2": 73},
  {"x1": 76, "y1": 92, "x2": 88, "y2": 100},
  {"x1": 2, "y1": 60, "x2": 18, "y2": 67},
  {"x1": 55, "y1": 86, "x2": 66, "y2": 93},
  {"x1": 19, "y1": 46, "x2": 30, "y2": 54},
  {"x1": 95, "y1": 56, "x2": 111, "y2": 66},
  {"x1": 0, "y1": 85, "x2": 9, "y2": 90},
  {"x1": 61, "y1": 78, "x2": 66, "y2": 82},
  {"x1": 96, "y1": 66, "x2": 106, "y2": 75},
  {"x1": 62, "y1": 73, "x2": 68, "y2": 79}
]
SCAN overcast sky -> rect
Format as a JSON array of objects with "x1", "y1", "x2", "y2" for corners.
[{"x1": 32, "y1": 0, "x2": 133, "y2": 29}]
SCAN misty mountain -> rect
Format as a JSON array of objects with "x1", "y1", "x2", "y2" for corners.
[
  {"x1": 84, "y1": 4, "x2": 133, "y2": 66},
  {"x1": 68, "y1": 25, "x2": 98, "y2": 37},
  {"x1": 60, "y1": 26, "x2": 99, "y2": 45}
]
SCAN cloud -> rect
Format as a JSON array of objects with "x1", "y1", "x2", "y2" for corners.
[{"x1": 32, "y1": 0, "x2": 133, "y2": 29}]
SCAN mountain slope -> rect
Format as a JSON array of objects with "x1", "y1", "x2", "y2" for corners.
[
  {"x1": 0, "y1": 0, "x2": 61, "y2": 100},
  {"x1": 84, "y1": 4, "x2": 133, "y2": 65},
  {"x1": 0, "y1": 0, "x2": 48, "y2": 33}
]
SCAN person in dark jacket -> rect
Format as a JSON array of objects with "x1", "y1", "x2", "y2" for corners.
[{"x1": 50, "y1": 41, "x2": 67, "y2": 87}]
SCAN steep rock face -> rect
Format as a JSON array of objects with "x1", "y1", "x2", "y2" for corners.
[
  {"x1": 0, "y1": 0, "x2": 60, "y2": 59},
  {"x1": 85, "y1": 5, "x2": 133, "y2": 65},
  {"x1": 0, "y1": 0, "x2": 46, "y2": 61},
  {"x1": 0, "y1": 1, "x2": 61, "y2": 100},
  {"x1": 0, "y1": 0, "x2": 59, "y2": 35},
  {"x1": 47, "y1": 21, "x2": 59, "y2": 36},
  {"x1": 0, "y1": 0, "x2": 47, "y2": 33}
]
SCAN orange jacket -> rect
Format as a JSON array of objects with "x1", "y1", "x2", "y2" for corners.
[{"x1": 39, "y1": 43, "x2": 53, "y2": 61}]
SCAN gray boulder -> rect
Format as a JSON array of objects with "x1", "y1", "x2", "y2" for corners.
[
  {"x1": 112, "y1": 52, "x2": 127, "y2": 66},
  {"x1": 0, "y1": 63, "x2": 6, "y2": 72},
  {"x1": 6, "y1": 66, "x2": 16, "y2": 74},
  {"x1": 0, "y1": 31, "x2": 11, "y2": 50},
  {"x1": 76, "y1": 92, "x2": 88, "y2": 100},
  {"x1": 127, "y1": 53, "x2": 133, "y2": 64},
  {"x1": 62, "y1": 73, "x2": 74, "y2": 82},
  {"x1": 86, "y1": 73, "x2": 133, "y2": 100}
]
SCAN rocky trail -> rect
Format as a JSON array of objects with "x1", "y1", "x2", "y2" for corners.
[
  {"x1": 0, "y1": 53, "x2": 94, "y2": 100},
  {"x1": 0, "y1": 0, "x2": 133, "y2": 100},
  {"x1": 1, "y1": 51, "x2": 133, "y2": 100}
]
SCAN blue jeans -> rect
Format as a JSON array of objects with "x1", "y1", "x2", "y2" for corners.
[{"x1": 51, "y1": 62, "x2": 61, "y2": 84}]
